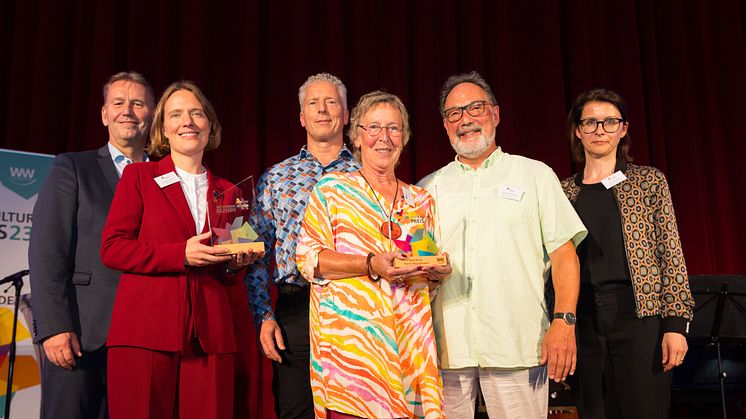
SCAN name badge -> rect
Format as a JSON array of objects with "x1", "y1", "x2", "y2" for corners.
[
  {"x1": 154, "y1": 172, "x2": 180, "y2": 188},
  {"x1": 402, "y1": 187, "x2": 416, "y2": 207},
  {"x1": 601, "y1": 171, "x2": 627, "y2": 189},
  {"x1": 497, "y1": 185, "x2": 524, "y2": 201}
]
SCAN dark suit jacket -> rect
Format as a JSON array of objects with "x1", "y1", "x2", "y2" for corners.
[
  {"x1": 100, "y1": 154, "x2": 242, "y2": 354},
  {"x1": 29, "y1": 145, "x2": 122, "y2": 352}
]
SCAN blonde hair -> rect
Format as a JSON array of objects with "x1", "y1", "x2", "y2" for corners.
[
  {"x1": 347, "y1": 90, "x2": 410, "y2": 163},
  {"x1": 148, "y1": 81, "x2": 222, "y2": 158}
]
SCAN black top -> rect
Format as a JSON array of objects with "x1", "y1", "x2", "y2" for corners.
[{"x1": 573, "y1": 172, "x2": 632, "y2": 296}]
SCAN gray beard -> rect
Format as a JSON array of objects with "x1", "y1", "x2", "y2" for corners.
[{"x1": 451, "y1": 133, "x2": 494, "y2": 160}]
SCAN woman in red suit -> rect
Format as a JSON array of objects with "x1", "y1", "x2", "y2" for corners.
[{"x1": 101, "y1": 81, "x2": 260, "y2": 418}]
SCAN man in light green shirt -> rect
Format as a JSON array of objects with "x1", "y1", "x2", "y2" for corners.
[{"x1": 418, "y1": 71, "x2": 587, "y2": 418}]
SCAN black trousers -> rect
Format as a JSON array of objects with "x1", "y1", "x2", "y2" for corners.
[
  {"x1": 40, "y1": 345, "x2": 108, "y2": 419},
  {"x1": 574, "y1": 287, "x2": 672, "y2": 419},
  {"x1": 273, "y1": 285, "x2": 314, "y2": 419}
]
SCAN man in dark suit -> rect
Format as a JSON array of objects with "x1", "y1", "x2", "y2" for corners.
[{"x1": 28, "y1": 71, "x2": 154, "y2": 419}]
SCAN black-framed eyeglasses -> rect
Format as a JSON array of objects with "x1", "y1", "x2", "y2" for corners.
[
  {"x1": 578, "y1": 117, "x2": 625, "y2": 134},
  {"x1": 443, "y1": 100, "x2": 493, "y2": 123},
  {"x1": 357, "y1": 123, "x2": 403, "y2": 137}
]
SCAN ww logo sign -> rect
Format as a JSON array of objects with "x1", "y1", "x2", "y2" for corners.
[
  {"x1": 0, "y1": 149, "x2": 54, "y2": 199},
  {"x1": 10, "y1": 167, "x2": 36, "y2": 182}
]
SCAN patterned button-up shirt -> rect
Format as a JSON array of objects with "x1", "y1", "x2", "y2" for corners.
[{"x1": 246, "y1": 145, "x2": 360, "y2": 327}]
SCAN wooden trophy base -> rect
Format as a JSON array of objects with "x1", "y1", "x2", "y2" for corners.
[
  {"x1": 215, "y1": 242, "x2": 265, "y2": 255},
  {"x1": 393, "y1": 255, "x2": 448, "y2": 268}
]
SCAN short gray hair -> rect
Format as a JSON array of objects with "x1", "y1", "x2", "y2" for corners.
[
  {"x1": 102, "y1": 71, "x2": 154, "y2": 104},
  {"x1": 347, "y1": 90, "x2": 410, "y2": 163},
  {"x1": 298, "y1": 73, "x2": 348, "y2": 111},
  {"x1": 439, "y1": 71, "x2": 498, "y2": 116}
]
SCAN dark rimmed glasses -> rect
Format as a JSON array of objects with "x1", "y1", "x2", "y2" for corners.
[
  {"x1": 357, "y1": 123, "x2": 403, "y2": 137},
  {"x1": 443, "y1": 100, "x2": 493, "y2": 123},
  {"x1": 578, "y1": 117, "x2": 625, "y2": 134}
]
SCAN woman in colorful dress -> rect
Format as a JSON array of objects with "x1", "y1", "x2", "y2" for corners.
[
  {"x1": 296, "y1": 90, "x2": 451, "y2": 419},
  {"x1": 561, "y1": 88, "x2": 694, "y2": 419}
]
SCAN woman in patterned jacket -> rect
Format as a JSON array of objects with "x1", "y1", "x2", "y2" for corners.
[
  {"x1": 561, "y1": 88, "x2": 694, "y2": 419},
  {"x1": 296, "y1": 91, "x2": 451, "y2": 418}
]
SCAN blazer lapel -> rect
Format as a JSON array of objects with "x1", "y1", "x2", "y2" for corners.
[
  {"x1": 157, "y1": 155, "x2": 198, "y2": 236},
  {"x1": 205, "y1": 169, "x2": 217, "y2": 235},
  {"x1": 97, "y1": 145, "x2": 119, "y2": 193}
]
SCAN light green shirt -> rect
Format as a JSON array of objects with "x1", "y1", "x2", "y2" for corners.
[{"x1": 418, "y1": 148, "x2": 586, "y2": 369}]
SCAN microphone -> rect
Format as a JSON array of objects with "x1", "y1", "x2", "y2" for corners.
[{"x1": 0, "y1": 270, "x2": 29, "y2": 286}]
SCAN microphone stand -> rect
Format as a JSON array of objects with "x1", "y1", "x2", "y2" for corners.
[{"x1": 2, "y1": 270, "x2": 29, "y2": 419}]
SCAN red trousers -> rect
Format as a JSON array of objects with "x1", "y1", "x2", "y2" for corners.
[{"x1": 107, "y1": 346, "x2": 234, "y2": 419}]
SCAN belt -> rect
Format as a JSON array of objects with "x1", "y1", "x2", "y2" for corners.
[{"x1": 277, "y1": 283, "x2": 310, "y2": 296}]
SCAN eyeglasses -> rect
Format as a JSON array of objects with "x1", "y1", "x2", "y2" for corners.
[
  {"x1": 357, "y1": 123, "x2": 403, "y2": 137},
  {"x1": 578, "y1": 117, "x2": 625, "y2": 134},
  {"x1": 443, "y1": 101, "x2": 493, "y2": 123}
]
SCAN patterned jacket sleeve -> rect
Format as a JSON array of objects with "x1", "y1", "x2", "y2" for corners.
[
  {"x1": 651, "y1": 169, "x2": 695, "y2": 329},
  {"x1": 245, "y1": 169, "x2": 276, "y2": 328},
  {"x1": 296, "y1": 178, "x2": 336, "y2": 286}
]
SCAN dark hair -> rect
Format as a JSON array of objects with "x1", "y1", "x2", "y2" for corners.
[
  {"x1": 439, "y1": 71, "x2": 498, "y2": 116},
  {"x1": 567, "y1": 88, "x2": 633, "y2": 163},
  {"x1": 148, "y1": 81, "x2": 222, "y2": 158}
]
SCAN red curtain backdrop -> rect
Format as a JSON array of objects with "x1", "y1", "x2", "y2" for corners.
[{"x1": 3, "y1": 1, "x2": 745, "y2": 417}]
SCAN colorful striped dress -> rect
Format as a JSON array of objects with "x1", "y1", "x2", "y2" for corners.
[{"x1": 297, "y1": 171, "x2": 443, "y2": 419}]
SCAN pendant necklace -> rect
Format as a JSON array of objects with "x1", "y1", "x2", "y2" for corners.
[{"x1": 359, "y1": 172, "x2": 401, "y2": 243}]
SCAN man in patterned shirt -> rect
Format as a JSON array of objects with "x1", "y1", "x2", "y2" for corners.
[{"x1": 246, "y1": 73, "x2": 359, "y2": 419}]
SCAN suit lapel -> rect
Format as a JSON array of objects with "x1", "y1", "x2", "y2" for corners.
[
  {"x1": 97, "y1": 145, "x2": 119, "y2": 193},
  {"x1": 205, "y1": 169, "x2": 217, "y2": 235},
  {"x1": 156, "y1": 156, "x2": 198, "y2": 236}
]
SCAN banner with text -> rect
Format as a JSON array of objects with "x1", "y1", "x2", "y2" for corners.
[{"x1": 0, "y1": 148, "x2": 54, "y2": 418}]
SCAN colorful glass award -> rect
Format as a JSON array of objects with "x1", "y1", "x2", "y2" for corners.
[
  {"x1": 208, "y1": 175, "x2": 264, "y2": 255},
  {"x1": 392, "y1": 224, "x2": 448, "y2": 267}
]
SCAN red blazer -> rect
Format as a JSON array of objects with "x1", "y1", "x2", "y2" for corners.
[{"x1": 101, "y1": 155, "x2": 243, "y2": 354}]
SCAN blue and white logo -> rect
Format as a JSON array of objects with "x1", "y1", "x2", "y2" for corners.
[{"x1": 0, "y1": 149, "x2": 54, "y2": 199}]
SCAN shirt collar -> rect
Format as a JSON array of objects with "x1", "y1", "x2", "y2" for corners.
[
  {"x1": 174, "y1": 165, "x2": 207, "y2": 181},
  {"x1": 454, "y1": 146, "x2": 504, "y2": 172},
  {"x1": 108, "y1": 142, "x2": 148, "y2": 164},
  {"x1": 297, "y1": 144, "x2": 355, "y2": 165},
  {"x1": 108, "y1": 142, "x2": 148, "y2": 177}
]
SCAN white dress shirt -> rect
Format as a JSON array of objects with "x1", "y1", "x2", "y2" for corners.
[{"x1": 174, "y1": 166, "x2": 208, "y2": 234}]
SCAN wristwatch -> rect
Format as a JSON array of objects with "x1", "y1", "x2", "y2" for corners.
[{"x1": 553, "y1": 312, "x2": 576, "y2": 325}]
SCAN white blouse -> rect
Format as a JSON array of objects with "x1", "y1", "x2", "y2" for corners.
[{"x1": 174, "y1": 166, "x2": 208, "y2": 234}]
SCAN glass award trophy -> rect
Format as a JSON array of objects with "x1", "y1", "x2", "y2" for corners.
[
  {"x1": 392, "y1": 225, "x2": 448, "y2": 267},
  {"x1": 391, "y1": 187, "x2": 448, "y2": 268},
  {"x1": 208, "y1": 175, "x2": 265, "y2": 255}
]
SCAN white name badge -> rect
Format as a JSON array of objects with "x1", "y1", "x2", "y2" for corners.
[
  {"x1": 154, "y1": 172, "x2": 180, "y2": 188},
  {"x1": 497, "y1": 185, "x2": 524, "y2": 201},
  {"x1": 601, "y1": 171, "x2": 627, "y2": 189}
]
